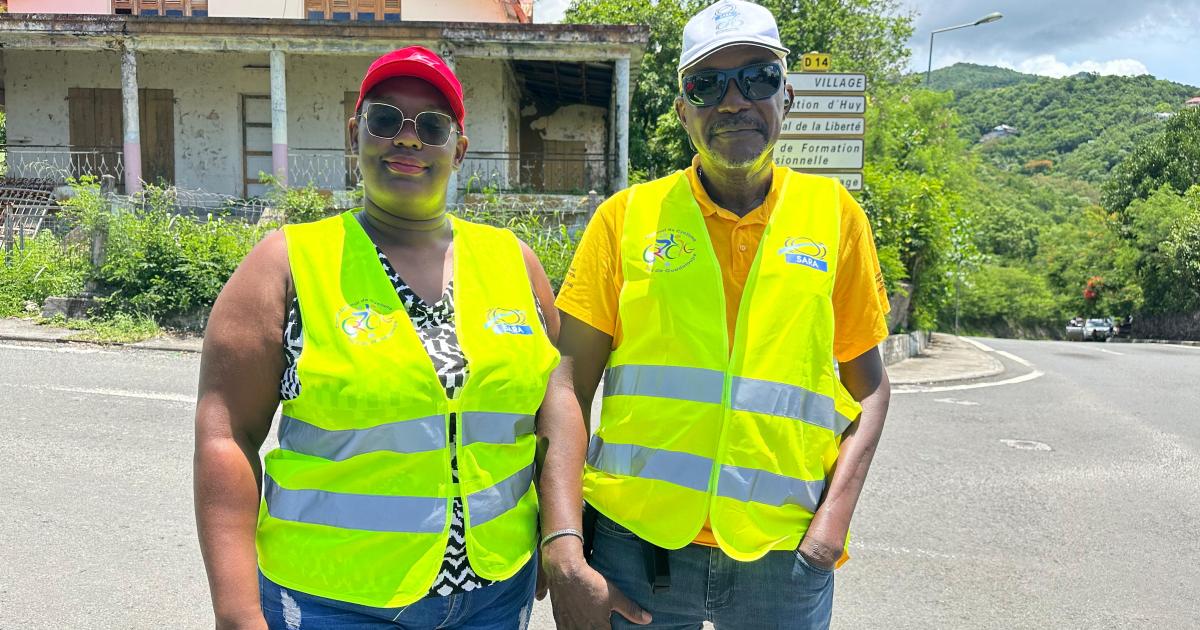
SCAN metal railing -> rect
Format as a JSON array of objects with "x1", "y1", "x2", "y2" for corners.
[
  {"x1": 0, "y1": 145, "x2": 125, "y2": 184},
  {"x1": 287, "y1": 149, "x2": 612, "y2": 195},
  {"x1": 460, "y1": 151, "x2": 611, "y2": 195}
]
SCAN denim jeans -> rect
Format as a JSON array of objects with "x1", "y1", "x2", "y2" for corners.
[
  {"x1": 259, "y1": 557, "x2": 535, "y2": 630},
  {"x1": 588, "y1": 513, "x2": 834, "y2": 630}
]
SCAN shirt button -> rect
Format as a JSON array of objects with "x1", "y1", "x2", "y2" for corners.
[{"x1": 738, "y1": 244, "x2": 748, "y2": 252}]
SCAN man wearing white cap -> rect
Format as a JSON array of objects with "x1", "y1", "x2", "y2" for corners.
[{"x1": 542, "y1": 1, "x2": 892, "y2": 627}]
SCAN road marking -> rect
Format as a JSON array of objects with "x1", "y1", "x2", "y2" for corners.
[
  {"x1": 893, "y1": 369, "x2": 1045, "y2": 394},
  {"x1": 1, "y1": 382, "x2": 194, "y2": 404},
  {"x1": 995, "y1": 350, "x2": 1034, "y2": 366},
  {"x1": 0, "y1": 342, "x2": 116, "y2": 355},
  {"x1": 934, "y1": 398, "x2": 980, "y2": 406},
  {"x1": 960, "y1": 337, "x2": 996, "y2": 352},
  {"x1": 1094, "y1": 347, "x2": 1124, "y2": 356},
  {"x1": 1000, "y1": 438, "x2": 1052, "y2": 451}
]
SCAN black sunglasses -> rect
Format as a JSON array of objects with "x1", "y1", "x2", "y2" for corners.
[
  {"x1": 360, "y1": 102, "x2": 458, "y2": 147},
  {"x1": 681, "y1": 61, "x2": 784, "y2": 108}
]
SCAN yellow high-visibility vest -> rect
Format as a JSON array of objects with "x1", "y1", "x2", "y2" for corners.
[
  {"x1": 583, "y1": 170, "x2": 863, "y2": 561},
  {"x1": 258, "y1": 211, "x2": 559, "y2": 607}
]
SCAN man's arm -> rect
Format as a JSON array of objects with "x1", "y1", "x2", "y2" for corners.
[
  {"x1": 798, "y1": 346, "x2": 891, "y2": 569},
  {"x1": 541, "y1": 312, "x2": 651, "y2": 628}
]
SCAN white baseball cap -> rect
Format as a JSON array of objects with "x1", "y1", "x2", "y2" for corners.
[{"x1": 678, "y1": 0, "x2": 790, "y2": 73}]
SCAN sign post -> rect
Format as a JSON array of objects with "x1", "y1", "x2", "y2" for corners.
[{"x1": 774, "y1": 53, "x2": 866, "y2": 191}]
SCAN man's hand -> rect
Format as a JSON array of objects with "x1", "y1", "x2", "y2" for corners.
[
  {"x1": 542, "y1": 537, "x2": 652, "y2": 629},
  {"x1": 796, "y1": 532, "x2": 842, "y2": 571}
]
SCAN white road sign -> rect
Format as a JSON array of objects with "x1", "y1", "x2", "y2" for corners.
[
  {"x1": 789, "y1": 95, "x2": 866, "y2": 114},
  {"x1": 787, "y1": 73, "x2": 867, "y2": 92},
  {"x1": 820, "y1": 172, "x2": 863, "y2": 190},
  {"x1": 781, "y1": 117, "x2": 865, "y2": 136},
  {"x1": 774, "y1": 139, "x2": 864, "y2": 169}
]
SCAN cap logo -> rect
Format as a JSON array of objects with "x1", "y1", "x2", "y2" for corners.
[{"x1": 713, "y1": 3, "x2": 743, "y2": 34}]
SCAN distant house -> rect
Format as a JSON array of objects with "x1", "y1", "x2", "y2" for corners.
[
  {"x1": 1186, "y1": 97, "x2": 1200, "y2": 108},
  {"x1": 980, "y1": 124, "x2": 1019, "y2": 143},
  {"x1": 1153, "y1": 112, "x2": 1175, "y2": 121}
]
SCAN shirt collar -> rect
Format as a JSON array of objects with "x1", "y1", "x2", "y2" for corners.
[{"x1": 684, "y1": 155, "x2": 784, "y2": 225}]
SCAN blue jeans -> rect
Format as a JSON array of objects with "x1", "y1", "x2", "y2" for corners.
[
  {"x1": 259, "y1": 558, "x2": 536, "y2": 630},
  {"x1": 588, "y1": 514, "x2": 834, "y2": 630}
]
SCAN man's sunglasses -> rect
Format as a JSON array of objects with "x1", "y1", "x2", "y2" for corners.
[
  {"x1": 359, "y1": 102, "x2": 458, "y2": 147},
  {"x1": 681, "y1": 61, "x2": 784, "y2": 108}
]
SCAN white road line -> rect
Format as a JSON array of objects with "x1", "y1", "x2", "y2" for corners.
[
  {"x1": 1, "y1": 382, "x2": 194, "y2": 403},
  {"x1": 995, "y1": 350, "x2": 1035, "y2": 366},
  {"x1": 894, "y1": 369, "x2": 1045, "y2": 394},
  {"x1": 1094, "y1": 347, "x2": 1125, "y2": 356},
  {"x1": 933, "y1": 398, "x2": 980, "y2": 406},
  {"x1": 960, "y1": 337, "x2": 996, "y2": 352}
]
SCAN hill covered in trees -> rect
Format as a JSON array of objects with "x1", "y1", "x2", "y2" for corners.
[
  {"x1": 946, "y1": 69, "x2": 1198, "y2": 183},
  {"x1": 925, "y1": 62, "x2": 1038, "y2": 93}
]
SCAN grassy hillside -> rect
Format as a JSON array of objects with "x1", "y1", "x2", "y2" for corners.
[{"x1": 926, "y1": 62, "x2": 1038, "y2": 93}]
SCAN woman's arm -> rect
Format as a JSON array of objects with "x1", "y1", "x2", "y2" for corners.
[{"x1": 194, "y1": 231, "x2": 290, "y2": 630}]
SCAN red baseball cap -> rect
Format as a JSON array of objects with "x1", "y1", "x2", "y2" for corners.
[{"x1": 355, "y1": 46, "x2": 466, "y2": 132}]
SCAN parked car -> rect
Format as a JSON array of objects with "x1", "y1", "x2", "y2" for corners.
[
  {"x1": 1083, "y1": 318, "x2": 1114, "y2": 341},
  {"x1": 1113, "y1": 316, "x2": 1134, "y2": 338},
  {"x1": 1065, "y1": 317, "x2": 1085, "y2": 341}
]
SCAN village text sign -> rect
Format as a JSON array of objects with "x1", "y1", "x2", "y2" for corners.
[{"x1": 776, "y1": 58, "x2": 867, "y2": 190}]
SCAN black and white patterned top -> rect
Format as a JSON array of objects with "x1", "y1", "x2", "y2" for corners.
[{"x1": 281, "y1": 247, "x2": 491, "y2": 597}]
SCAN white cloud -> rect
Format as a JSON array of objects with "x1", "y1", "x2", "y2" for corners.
[{"x1": 999, "y1": 54, "x2": 1150, "y2": 78}]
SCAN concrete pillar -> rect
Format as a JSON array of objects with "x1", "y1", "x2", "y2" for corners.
[
  {"x1": 607, "y1": 71, "x2": 618, "y2": 193},
  {"x1": 614, "y1": 56, "x2": 631, "y2": 192},
  {"x1": 441, "y1": 46, "x2": 459, "y2": 207},
  {"x1": 270, "y1": 49, "x2": 289, "y2": 187},
  {"x1": 120, "y1": 47, "x2": 142, "y2": 195}
]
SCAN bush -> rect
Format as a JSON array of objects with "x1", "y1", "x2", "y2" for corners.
[
  {"x1": 261, "y1": 173, "x2": 335, "y2": 224},
  {"x1": 0, "y1": 231, "x2": 90, "y2": 317},
  {"x1": 954, "y1": 264, "x2": 1062, "y2": 333}
]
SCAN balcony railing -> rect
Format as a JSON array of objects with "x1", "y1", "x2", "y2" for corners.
[
  {"x1": 288, "y1": 150, "x2": 612, "y2": 195},
  {"x1": 0, "y1": 145, "x2": 125, "y2": 184}
]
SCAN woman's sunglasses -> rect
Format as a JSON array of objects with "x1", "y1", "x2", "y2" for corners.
[
  {"x1": 359, "y1": 102, "x2": 458, "y2": 147},
  {"x1": 681, "y1": 61, "x2": 784, "y2": 108}
]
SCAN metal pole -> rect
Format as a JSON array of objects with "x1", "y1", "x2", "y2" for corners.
[
  {"x1": 926, "y1": 31, "x2": 935, "y2": 85},
  {"x1": 270, "y1": 49, "x2": 289, "y2": 187},
  {"x1": 614, "y1": 56, "x2": 631, "y2": 191},
  {"x1": 121, "y1": 46, "x2": 143, "y2": 194}
]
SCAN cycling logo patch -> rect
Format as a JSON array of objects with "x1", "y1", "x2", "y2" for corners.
[
  {"x1": 485, "y1": 308, "x2": 534, "y2": 336},
  {"x1": 642, "y1": 229, "x2": 698, "y2": 273},
  {"x1": 778, "y1": 237, "x2": 829, "y2": 272},
  {"x1": 337, "y1": 300, "x2": 398, "y2": 345}
]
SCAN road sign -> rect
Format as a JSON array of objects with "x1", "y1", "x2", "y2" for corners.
[
  {"x1": 787, "y1": 73, "x2": 867, "y2": 92},
  {"x1": 773, "y1": 139, "x2": 864, "y2": 170},
  {"x1": 821, "y1": 172, "x2": 863, "y2": 191},
  {"x1": 800, "y1": 52, "x2": 831, "y2": 72},
  {"x1": 781, "y1": 116, "x2": 865, "y2": 137},
  {"x1": 789, "y1": 95, "x2": 866, "y2": 115}
]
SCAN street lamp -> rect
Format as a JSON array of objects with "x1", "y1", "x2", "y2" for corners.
[{"x1": 926, "y1": 12, "x2": 1004, "y2": 85}]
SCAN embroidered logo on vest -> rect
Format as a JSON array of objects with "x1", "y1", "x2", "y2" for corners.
[
  {"x1": 485, "y1": 308, "x2": 534, "y2": 335},
  {"x1": 642, "y1": 229, "x2": 698, "y2": 273},
  {"x1": 778, "y1": 237, "x2": 829, "y2": 272},
  {"x1": 337, "y1": 300, "x2": 398, "y2": 345}
]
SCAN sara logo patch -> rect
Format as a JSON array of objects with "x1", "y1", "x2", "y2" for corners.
[
  {"x1": 642, "y1": 229, "x2": 698, "y2": 273},
  {"x1": 778, "y1": 237, "x2": 829, "y2": 272},
  {"x1": 337, "y1": 300, "x2": 398, "y2": 345},
  {"x1": 485, "y1": 308, "x2": 534, "y2": 335}
]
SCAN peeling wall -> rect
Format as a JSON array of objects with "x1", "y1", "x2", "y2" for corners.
[
  {"x1": 528, "y1": 103, "x2": 608, "y2": 189},
  {"x1": 209, "y1": 0, "x2": 304, "y2": 19},
  {"x1": 457, "y1": 57, "x2": 520, "y2": 190},
  {"x1": 403, "y1": 0, "x2": 512, "y2": 23},
  {"x1": 9, "y1": 0, "x2": 109, "y2": 13}
]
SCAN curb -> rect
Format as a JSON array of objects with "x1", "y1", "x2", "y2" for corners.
[
  {"x1": 886, "y1": 335, "x2": 1007, "y2": 386},
  {"x1": 1108, "y1": 338, "x2": 1200, "y2": 347},
  {"x1": 0, "y1": 331, "x2": 202, "y2": 354}
]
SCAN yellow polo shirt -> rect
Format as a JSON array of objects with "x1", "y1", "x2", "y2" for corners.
[{"x1": 557, "y1": 159, "x2": 890, "y2": 547}]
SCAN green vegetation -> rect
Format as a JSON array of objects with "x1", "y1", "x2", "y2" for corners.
[
  {"x1": 40, "y1": 312, "x2": 162, "y2": 344},
  {"x1": 1101, "y1": 106, "x2": 1200, "y2": 217},
  {"x1": 0, "y1": 231, "x2": 90, "y2": 317},
  {"x1": 925, "y1": 63, "x2": 1037, "y2": 93}
]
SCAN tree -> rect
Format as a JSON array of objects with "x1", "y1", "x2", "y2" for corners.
[
  {"x1": 565, "y1": 0, "x2": 913, "y2": 177},
  {"x1": 1102, "y1": 106, "x2": 1200, "y2": 217}
]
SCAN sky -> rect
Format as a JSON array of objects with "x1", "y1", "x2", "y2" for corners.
[{"x1": 532, "y1": 0, "x2": 1200, "y2": 88}]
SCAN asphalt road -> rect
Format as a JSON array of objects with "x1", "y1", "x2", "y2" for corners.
[{"x1": 0, "y1": 337, "x2": 1197, "y2": 628}]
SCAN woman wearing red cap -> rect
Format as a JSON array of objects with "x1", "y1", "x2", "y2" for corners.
[{"x1": 194, "y1": 47, "x2": 588, "y2": 629}]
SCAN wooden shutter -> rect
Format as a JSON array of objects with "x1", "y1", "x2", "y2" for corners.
[{"x1": 139, "y1": 89, "x2": 175, "y2": 185}]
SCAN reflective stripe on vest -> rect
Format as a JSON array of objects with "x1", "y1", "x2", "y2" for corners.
[
  {"x1": 264, "y1": 463, "x2": 533, "y2": 533},
  {"x1": 603, "y1": 364, "x2": 854, "y2": 434},
  {"x1": 586, "y1": 436, "x2": 825, "y2": 512},
  {"x1": 279, "y1": 415, "x2": 446, "y2": 461},
  {"x1": 460, "y1": 412, "x2": 536, "y2": 446}
]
